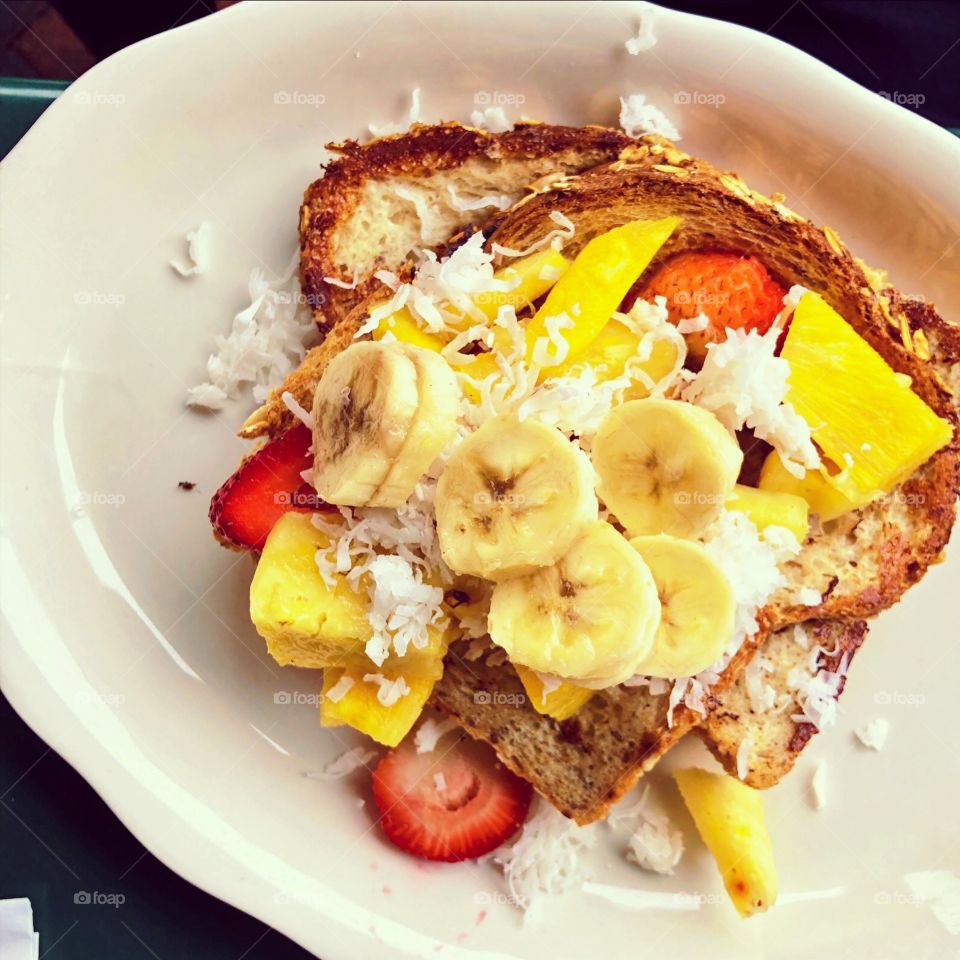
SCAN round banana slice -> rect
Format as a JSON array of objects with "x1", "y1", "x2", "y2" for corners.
[
  {"x1": 592, "y1": 398, "x2": 743, "y2": 538},
  {"x1": 376, "y1": 346, "x2": 460, "y2": 505},
  {"x1": 488, "y1": 521, "x2": 661, "y2": 685},
  {"x1": 312, "y1": 341, "x2": 457, "y2": 508},
  {"x1": 630, "y1": 534, "x2": 736, "y2": 678},
  {"x1": 435, "y1": 414, "x2": 598, "y2": 581}
]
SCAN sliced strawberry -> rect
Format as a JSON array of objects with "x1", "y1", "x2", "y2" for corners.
[
  {"x1": 638, "y1": 251, "x2": 787, "y2": 361},
  {"x1": 371, "y1": 734, "x2": 532, "y2": 862},
  {"x1": 209, "y1": 423, "x2": 328, "y2": 551}
]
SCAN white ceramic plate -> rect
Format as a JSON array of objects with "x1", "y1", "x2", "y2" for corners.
[{"x1": 2, "y1": 2, "x2": 958, "y2": 957}]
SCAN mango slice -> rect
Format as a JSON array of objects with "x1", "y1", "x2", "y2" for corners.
[
  {"x1": 513, "y1": 664, "x2": 595, "y2": 721},
  {"x1": 471, "y1": 248, "x2": 570, "y2": 323},
  {"x1": 726, "y1": 484, "x2": 809, "y2": 541},
  {"x1": 372, "y1": 307, "x2": 446, "y2": 351},
  {"x1": 321, "y1": 668, "x2": 440, "y2": 747},
  {"x1": 549, "y1": 316, "x2": 679, "y2": 398},
  {"x1": 781, "y1": 292, "x2": 952, "y2": 502},
  {"x1": 523, "y1": 217, "x2": 681, "y2": 368},
  {"x1": 674, "y1": 767, "x2": 778, "y2": 918},
  {"x1": 758, "y1": 451, "x2": 865, "y2": 522},
  {"x1": 250, "y1": 513, "x2": 447, "y2": 675}
]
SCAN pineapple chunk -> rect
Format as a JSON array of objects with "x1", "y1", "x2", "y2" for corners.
[
  {"x1": 549, "y1": 316, "x2": 679, "y2": 398},
  {"x1": 758, "y1": 451, "x2": 865, "y2": 521},
  {"x1": 250, "y1": 513, "x2": 447, "y2": 675},
  {"x1": 321, "y1": 667, "x2": 439, "y2": 747},
  {"x1": 726, "y1": 484, "x2": 809, "y2": 541},
  {"x1": 524, "y1": 217, "x2": 681, "y2": 368},
  {"x1": 514, "y1": 664, "x2": 595, "y2": 721},
  {"x1": 674, "y1": 767, "x2": 778, "y2": 918},
  {"x1": 781, "y1": 292, "x2": 952, "y2": 501}
]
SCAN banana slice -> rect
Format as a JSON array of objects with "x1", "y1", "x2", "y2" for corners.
[
  {"x1": 592, "y1": 399, "x2": 742, "y2": 538},
  {"x1": 488, "y1": 521, "x2": 661, "y2": 685},
  {"x1": 435, "y1": 414, "x2": 598, "y2": 581},
  {"x1": 630, "y1": 534, "x2": 735, "y2": 678},
  {"x1": 311, "y1": 341, "x2": 458, "y2": 507},
  {"x1": 377, "y1": 346, "x2": 460, "y2": 505}
]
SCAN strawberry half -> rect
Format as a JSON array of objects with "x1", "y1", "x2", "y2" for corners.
[
  {"x1": 371, "y1": 734, "x2": 532, "y2": 862},
  {"x1": 638, "y1": 251, "x2": 787, "y2": 361},
  {"x1": 209, "y1": 423, "x2": 327, "y2": 551}
]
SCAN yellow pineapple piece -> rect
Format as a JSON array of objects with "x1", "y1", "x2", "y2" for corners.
[
  {"x1": 758, "y1": 451, "x2": 865, "y2": 521},
  {"x1": 513, "y1": 664, "x2": 594, "y2": 721},
  {"x1": 523, "y1": 216, "x2": 681, "y2": 368},
  {"x1": 250, "y1": 513, "x2": 447, "y2": 675},
  {"x1": 781, "y1": 292, "x2": 952, "y2": 501},
  {"x1": 549, "y1": 316, "x2": 679, "y2": 398},
  {"x1": 726, "y1": 484, "x2": 810, "y2": 541},
  {"x1": 674, "y1": 767, "x2": 778, "y2": 918},
  {"x1": 320, "y1": 667, "x2": 440, "y2": 747}
]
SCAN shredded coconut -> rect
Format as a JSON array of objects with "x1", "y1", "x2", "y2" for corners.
[
  {"x1": 787, "y1": 648, "x2": 850, "y2": 730},
  {"x1": 625, "y1": 5, "x2": 657, "y2": 53},
  {"x1": 281, "y1": 390, "x2": 314, "y2": 430},
  {"x1": 797, "y1": 586, "x2": 822, "y2": 606},
  {"x1": 414, "y1": 716, "x2": 460, "y2": 754},
  {"x1": 619, "y1": 93, "x2": 681, "y2": 140},
  {"x1": 661, "y1": 512, "x2": 799, "y2": 724},
  {"x1": 534, "y1": 671, "x2": 563, "y2": 705},
  {"x1": 324, "y1": 674, "x2": 355, "y2": 704},
  {"x1": 681, "y1": 322, "x2": 821, "y2": 478},
  {"x1": 490, "y1": 211, "x2": 576, "y2": 259},
  {"x1": 433, "y1": 772, "x2": 447, "y2": 793},
  {"x1": 736, "y1": 737, "x2": 753, "y2": 780},
  {"x1": 306, "y1": 746, "x2": 378, "y2": 780},
  {"x1": 469, "y1": 106, "x2": 512, "y2": 133},
  {"x1": 810, "y1": 760, "x2": 828, "y2": 810},
  {"x1": 368, "y1": 87, "x2": 421, "y2": 137},
  {"x1": 854, "y1": 717, "x2": 890, "y2": 751},
  {"x1": 446, "y1": 183, "x2": 514, "y2": 213},
  {"x1": 170, "y1": 221, "x2": 212, "y2": 277},
  {"x1": 187, "y1": 253, "x2": 316, "y2": 410},
  {"x1": 496, "y1": 800, "x2": 596, "y2": 919},
  {"x1": 362, "y1": 673, "x2": 412, "y2": 707},
  {"x1": 611, "y1": 787, "x2": 684, "y2": 875}
]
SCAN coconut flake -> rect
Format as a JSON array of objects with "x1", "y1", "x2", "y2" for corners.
[
  {"x1": 368, "y1": 87, "x2": 421, "y2": 137},
  {"x1": 306, "y1": 746, "x2": 378, "y2": 780},
  {"x1": 797, "y1": 586, "x2": 822, "y2": 606},
  {"x1": 324, "y1": 674, "x2": 355, "y2": 704},
  {"x1": 362, "y1": 673, "x2": 411, "y2": 707},
  {"x1": 611, "y1": 787, "x2": 684, "y2": 875},
  {"x1": 187, "y1": 253, "x2": 315, "y2": 410},
  {"x1": 281, "y1": 390, "x2": 314, "y2": 430},
  {"x1": 414, "y1": 716, "x2": 460, "y2": 754},
  {"x1": 496, "y1": 800, "x2": 596, "y2": 919},
  {"x1": 625, "y1": 5, "x2": 657, "y2": 54},
  {"x1": 854, "y1": 717, "x2": 890, "y2": 751},
  {"x1": 788, "y1": 651, "x2": 850, "y2": 730},
  {"x1": 170, "y1": 221, "x2": 212, "y2": 277},
  {"x1": 810, "y1": 760, "x2": 828, "y2": 810},
  {"x1": 736, "y1": 737, "x2": 753, "y2": 780},
  {"x1": 681, "y1": 323, "x2": 821, "y2": 478},
  {"x1": 619, "y1": 94, "x2": 680, "y2": 140},
  {"x1": 469, "y1": 106, "x2": 512, "y2": 132}
]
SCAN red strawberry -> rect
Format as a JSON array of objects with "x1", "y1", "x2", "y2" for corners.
[
  {"x1": 209, "y1": 423, "x2": 328, "y2": 551},
  {"x1": 371, "y1": 734, "x2": 532, "y2": 862},
  {"x1": 638, "y1": 251, "x2": 787, "y2": 361}
]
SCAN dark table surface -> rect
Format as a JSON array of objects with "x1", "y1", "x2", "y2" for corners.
[{"x1": 1, "y1": 2, "x2": 958, "y2": 958}]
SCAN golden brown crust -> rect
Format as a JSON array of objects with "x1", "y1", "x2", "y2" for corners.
[{"x1": 299, "y1": 121, "x2": 631, "y2": 335}]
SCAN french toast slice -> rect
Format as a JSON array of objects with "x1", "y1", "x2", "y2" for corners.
[
  {"x1": 432, "y1": 620, "x2": 866, "y2": 823},
  {"x1": 299, "y1": 122, "x2": 631, "y2": 334},
  {"x1": 241, "y1": 122, "x2": 629, "y2": 441},
  {"x1": 227, "y1": 124, "x2": 958, "y2": 822}
]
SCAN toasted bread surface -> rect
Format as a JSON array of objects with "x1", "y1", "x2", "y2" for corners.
[{"x1": 299, "y1": 121, "x2": 630, "y2": 335}]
